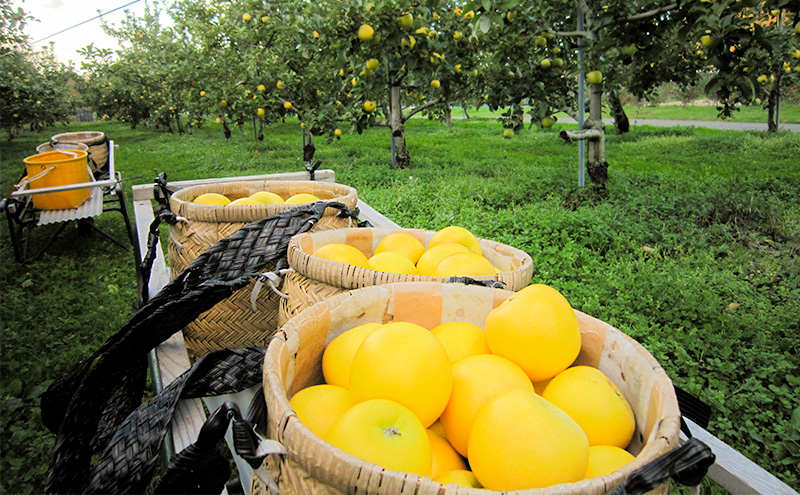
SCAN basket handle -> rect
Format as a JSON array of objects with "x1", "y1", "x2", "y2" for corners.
[
  {"x1": 15, "y1": 166, "x2": 55, "y2": 190},
  {"x1": 610, "y1": 436, "x2": 715, "y2": 495}
]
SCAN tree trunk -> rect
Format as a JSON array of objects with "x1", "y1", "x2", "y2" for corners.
[
  {"x1": 607, "y1": 89, "x2": 629, "y2": 134},
  {"x1": 463, "y1": 108, "x2": 470, "y2": 119},
  {"x1": 766, "y1": 74, "x2": 781, "y2": 133},
  {"x1": 389, "y1": 85, "x2": 411, "y2": 169},
  {"x1": 587, "y1": 83, "x2": 609, "y2": 188},
  {"x1": 175, "y1": 115, "x2": 185, "y2": 135},
  {"x1": 303, "y1": 132, "x2": 316, "y2": 162},
  {"x1": 257, "y1": 118, "x2": 264, "y2": 141},
  {"x1": 222, "y1": 120, "x2": 232, "y2": 139}
]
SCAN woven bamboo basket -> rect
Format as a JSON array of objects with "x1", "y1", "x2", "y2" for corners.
[
  {"x1": 36, "y1": 141, "x2": 89, "y2": 154},
  {"x1": 50, "y1": 131, "x2": 109, "y2": 176},
  {"x1": 168, "y1": 180, "x2": 358, "y2": 359},
  {"x1": 278, "y1": 227, "x2": 534, "y2": 326},
  {"x1": 259, "y1": 282, "x2": 681, "y2": 495}
]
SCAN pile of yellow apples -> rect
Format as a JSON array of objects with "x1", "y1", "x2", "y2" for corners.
[{"x1": 289, "y1": 283, "x2": 638, "y2": 490}]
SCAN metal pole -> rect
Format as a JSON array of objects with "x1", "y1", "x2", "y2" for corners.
[
  {"x1": 776, "y1": 11, "x2": 782, "y2": 131},
  {"x1": 388, "y1": 64, "x2": 397, "y2": 168},
  {"x1": 577, "y1": 6, "x2": 586, "y2": 187}
]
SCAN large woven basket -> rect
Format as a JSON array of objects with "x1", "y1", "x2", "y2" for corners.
[
  {"x1": 259, "y1": 282, "x2": 681, "y2": 495},
  {"x1": 278, "y1": 227, "x2": 534, "y2": 326},
  {"x1": 168, "y1": 180, "x2": 358, "y2": 359},
  {"x1": 36, "y1": 141, "x2": 89, "y2": 154},
  {"x1": 50, "y1": 131, "x2": 108, "y2": 176}
]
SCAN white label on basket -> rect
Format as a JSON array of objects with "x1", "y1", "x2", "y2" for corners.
[{"x1": 440, "y1": 284, "x2": 495, "y2": 327}]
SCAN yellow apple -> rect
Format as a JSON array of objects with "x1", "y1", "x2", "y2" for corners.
[
  {"x1": 358, "y1": 24, "x2": 374, "y2": 41},
  {"x1": 399, "y1": 13, "x2": 414, "y2": 28}
]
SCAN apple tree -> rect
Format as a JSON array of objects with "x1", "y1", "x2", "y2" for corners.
[
  {"x1": 1, "y1": 3, "x2": 77, "y2": 139},
  {"x1": 475, "y1": 2, "x2": 576, "y2": 135},
  {"x1": 693, "y1": 2, "x2": 799, "y2": 131},
  {"x1": 307, "y1": 0, "x2": 480, "y2": 168}
]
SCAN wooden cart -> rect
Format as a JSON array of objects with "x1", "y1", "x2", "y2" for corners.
[{"x1": 131, "y1": 171, "x2": 797, "y2": 495}]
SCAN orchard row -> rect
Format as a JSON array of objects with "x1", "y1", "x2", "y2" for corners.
[{"x1": 3, "y1": 0, "x2": 799, "y2": 147}]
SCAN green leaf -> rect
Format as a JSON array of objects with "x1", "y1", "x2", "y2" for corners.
[
  {"x1": 482, "y1": 0, "x2": 492, "y2": 12},
  {"x1": 704, "y1": 75, "x2": 723, "y2": 97},
  {"x1": 479, "y1": 16, "x2": 491, "y2": 33},
  {"x1": 791, "y1": 406, "x2": 800, "y2": 432}
]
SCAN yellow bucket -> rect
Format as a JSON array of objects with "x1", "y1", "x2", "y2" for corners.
[{"x1": 22, "y1": 150, "x2": 91, "y2": 210}]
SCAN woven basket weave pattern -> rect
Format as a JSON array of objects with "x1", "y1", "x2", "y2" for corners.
[
  {"x1": 168, "y1": 180, "x2": 358, "y2": 359},
  {"x1": 278, "y1": 227, "x2": 534, "y2": 326},
  {"x1": 261, "y1": 283, "x2": 681, "y2": 495},
  {"x1": 50, "y1": 131, "x2": 108, "y2": 174}
]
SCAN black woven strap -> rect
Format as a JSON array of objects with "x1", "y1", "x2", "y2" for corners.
[
  {"x1": 86, "y1": 348, "x2": 264, "y2": 494},
  {"x1": 139, "y1": 209, "x2": 184, "y2": 301},
  {"x1": 43, "y1": 201, "x2": 352, "y2": 494},
  {"x1": 146, "y1": 399, "x2": 267, "y2": 495},
  {"x1": 446, "y1": 276, "x2": 506, "y2": 289},
  {"x1": 611, "y1": 437, "x2": 715, "y2": 495}
]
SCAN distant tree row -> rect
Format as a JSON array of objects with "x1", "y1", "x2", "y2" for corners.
[
  {"x1": 3, "y1": 0, "x2": 799, "y2": 181},
  {"x1": 0, "y1": 2, "x2": 79, "y2": 139}
]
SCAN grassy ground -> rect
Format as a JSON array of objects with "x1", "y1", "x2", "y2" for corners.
[
  {"x1": 462, "y1": 101, "x2": 800, "y2": 124},
  {"x1": 1, "y1": 118, "x2": 799, "y2": 493}
]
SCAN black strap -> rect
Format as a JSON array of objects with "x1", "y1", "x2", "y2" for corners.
[
  {"x1": 446, "y1": 276, "x2": 506, "y2": 289},
  {"x1": 674, "y1": 385, "x2": 712, "y2": 429},
  {"x1": 611, "y1": 437, "x2": 715, "y2": 495},
  {"x1": 147, "y1": 399, "x2": 268, "y2": 495},
  {"x1": 85, "y1": 348, "x2": 265, "y2": 494},
  {"x1": 43, "y1": 201, "x2": 352, "y2": 494},
  {"x1": 139, "y1": 209, "x2": 184, "y2": 301},
  {"x1": 153, "y1": 171, "x2": 172, "y2": 212}
]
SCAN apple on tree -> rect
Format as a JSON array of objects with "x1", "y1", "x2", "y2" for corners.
[{"x1": 587, "y1": 70, "x2": 603, "y2": 84}]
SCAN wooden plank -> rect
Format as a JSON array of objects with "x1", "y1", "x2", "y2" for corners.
[
  {"x1": 683, "y1": 418, "x2": 798, "y2": 495},
  {"x1": 133, "y1": 194, "x2": 206, "y2": 454},
  {"x1": 155, "y1": 335, "x2": 206, "y2": 451},
  {"x1": 356, "y1": 199, "x2": 399, "y2": 228},
  {"x1": 132, "y1": 170, "x2": 335, "y2": 201}
]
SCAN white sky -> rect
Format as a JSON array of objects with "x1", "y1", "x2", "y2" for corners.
[{"x1": 12, "y1": 0, "x2": 154, "y2": 69}]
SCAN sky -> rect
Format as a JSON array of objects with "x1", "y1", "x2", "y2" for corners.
[{"x1": 13, "y1": 0, "x2": 153, "y2": 69}]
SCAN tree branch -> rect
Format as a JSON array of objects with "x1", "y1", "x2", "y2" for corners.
[
  {"x1": 622, "y1": 3, "x2": 678, "y2": 23},
  {"x1": 578, "y1": 0, "x2": 593, "y2": 30},
  {"x1": 552, "y1": 30, "x2": 595, "y2": 40},
  {"x1": 402, "y1": 96, "x2": 444, "y2": 122},
  {"x1": 554, "y1": 105, "x2": 577, "y2": 120}
]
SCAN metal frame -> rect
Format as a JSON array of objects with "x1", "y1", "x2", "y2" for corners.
[{"x1": 2, "y1": 141, "x2": 139, "y2": 264}]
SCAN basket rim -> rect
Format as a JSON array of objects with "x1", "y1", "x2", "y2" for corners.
[
  {"x1": 24, "y1": 150, "x2": 89, "y2": 164},
  {"x1": 51, "y1": 131, "x2": 107, "y2": 144},
  {"x1": 264, "y1": 282, "x2": 681, "y2": 495},
  {"x1": 169, "y1": 180, "x2": 358, "y2": 222},
  {"x1": 286, "y1": 227, "x2": 534, "y2": 291},
  {"x1": 36, "y1": 142, "x2": 90, "y2": 152}
]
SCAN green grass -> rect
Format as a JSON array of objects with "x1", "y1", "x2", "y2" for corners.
[
  {"x1": 621, "y1": 101, "x2": 800, "y2": 123},
  {"x1": 461, "y1": 101, "x2": 800, "y2": 124},
  {"x1": 2, "y1": 118, "x2": 799, "y2": 493}
]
